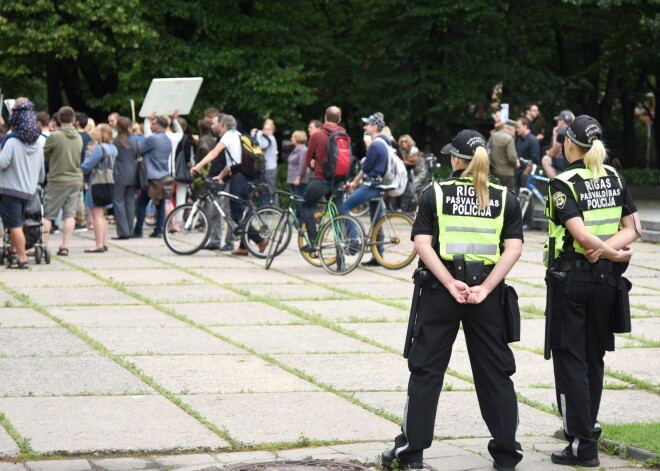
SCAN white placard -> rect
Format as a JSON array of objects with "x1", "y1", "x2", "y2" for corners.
[
  {"x1": 4, "y1": 99, "x2": 15, "y2": 114},
  {"x1": 500, "y1": 103, "x2": 509, "y2": 123},
  {"x1": 138, "y1": 78, "x2": 203, "y2": 118}
]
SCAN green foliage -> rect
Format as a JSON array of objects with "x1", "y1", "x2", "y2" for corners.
[
  {"x1": 619, "y1": 168, "x2": 660, "y2": 186},
  {"x1": 1, "y1": 0, "x2": 659, "y2": 168},
  {"x1": 601, "y1": 422, "x2": 660, "y2": 455}
]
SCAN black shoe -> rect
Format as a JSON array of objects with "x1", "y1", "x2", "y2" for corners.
[
  {"x1": 111, "y1": 235, "x2": 130, "y2": 240},
  {"x1": 493, "y1": 462, "x2": 515, "y2": 471},
  {"x1": 220, "y1": 244, "x2": 234, "y2": 252},
  {"x1": 203, "y1": 244, "x2": 221, "y2": 251},
  {"x1": 361, "y1": 258, "x2": 380, "y2": 266},
  {"x1": 149, "y1": 232, "x2": 162, "y2": 238},
  {"x1": 381, "y1": 450, "x2": 423, "y2": 470},
  {"x1": 551, "y1": 449, "x2": 599, "y2": 467},
  {"x1": 131, "y1": 233, "x2": 143, "y2": 239}
]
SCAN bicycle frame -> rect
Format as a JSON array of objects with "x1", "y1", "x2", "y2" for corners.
[{"x1": 277, "y1": 190, "x2": 339, "y2": 249}]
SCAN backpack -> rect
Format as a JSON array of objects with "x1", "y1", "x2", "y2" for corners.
[
  {"x1": 322, "y1": 129, "x2": 352, "y2": 181},
  {"x1": 227, "y1": 132, "x2": 265, "y2": 178},
  {"x1": 377, "y1": 137, "x2": 408, "y2": 197}
]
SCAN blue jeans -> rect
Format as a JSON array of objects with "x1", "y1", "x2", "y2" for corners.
[
  {"x1": 291, "y1": 183, "x2": 307, "y2": 222},
  {"x1": 301, "y1": 179, "x2": 343, "y2": 243},
  {"x1": 229, "y1": 172, "x2": 263, "y2": 249},
  {"x1": 259, "y1": 168, "x2": 278, "y2": 207},
  {"x1": 135, "y1": 190, "x2": 164, "y2": 235},
  {"x1": 342, "y1": 184, "x2": 383, "y2": 255}
]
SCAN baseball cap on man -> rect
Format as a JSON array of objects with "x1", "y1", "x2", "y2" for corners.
[
  {"x1": 565, "y1": 115, "x2": 603, "y2": 148},
  {"x1": 553, "y1": 110, "x2": 575, "y2": 124},
  {"x1": 440, "y1": 129, "x2": 487, "y2": 160},
  {"x1": 361, "y1": 113, "x2": 385, "y2": 130}
]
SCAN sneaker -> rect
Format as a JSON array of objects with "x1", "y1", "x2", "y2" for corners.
[
  {"x1": 381, "y1": 450, "x2": 423, "y2": 470},
  {"x1": 131, "y1": 232, "x2": 143, "y2": 239},
  {"x1": 550, "y1": 449, "x2": 599, "y2": 467},
  {"x1": 220, "y1": 244, "x2": 234, "y2": 252},
  {"x1": 203, "y1": 244, "x2": 221, "y2": 251},
  {"x1": 74, "y1": 224, "x2": 88, "y2": 232},
  {"x1": 149, "y1": 232, "x2": 163, "y2": 238}
]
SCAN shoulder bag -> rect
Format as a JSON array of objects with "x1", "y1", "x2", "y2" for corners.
[{"x1": 91, "y1": 145, "x2": 115, "y2": 207}]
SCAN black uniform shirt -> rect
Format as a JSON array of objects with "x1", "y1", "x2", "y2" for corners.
[
  {"x1": 548, "y1": 161, "x2": 637, "y2": 225},
  {"x1": 412, "y1": 170, "x2": 524, "y2": 244}
]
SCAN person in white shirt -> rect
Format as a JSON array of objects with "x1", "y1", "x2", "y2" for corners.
[{"x1": 252, "y1": 120, "x2": 278, "y2": 206}]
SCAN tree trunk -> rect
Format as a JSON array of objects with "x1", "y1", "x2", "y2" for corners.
[
  {"x1": 46, "y1": 62, "x2": 62, "y2": 114},
  {"x1": 618, "y1": 87, "x2": 637, "y2": 168}
]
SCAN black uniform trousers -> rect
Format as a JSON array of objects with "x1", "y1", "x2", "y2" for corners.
[
  {"x1": 551, "y1": 273, "x2": 618, "y2": 460},
  {"x1": 394, "y1": 282, "x2": 523, "y2": 467}
]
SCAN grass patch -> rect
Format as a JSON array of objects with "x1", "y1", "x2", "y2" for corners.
[
  {"x1": 616, "y1": 333, "x2": 660, "y2": 348},
  {"x1": 601, "y1": 421, "x2": 660, "y2": 455},
  {"x1": 605, "y1": 369, "x2": 659, "y2": 395}
]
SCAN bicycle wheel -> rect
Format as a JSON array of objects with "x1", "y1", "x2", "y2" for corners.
[
  {"x1": 297, "y1": 210, "x2": 325, "y2": 266},
  {"x1": 265, "y1": 212, "x2": 289, "y2": 270},
  {"x1": 370, "y1": 213, "x2": 416, "y2": 269},
  {"x1": 318, "y1": 215, "x2": 365, "y2": 275},
  {"x1": 163, "y1": 203, "x2": 210, "y2": 255},
  {"x1": 243, "y1": 206, "x2": 291, "y2": 258}
]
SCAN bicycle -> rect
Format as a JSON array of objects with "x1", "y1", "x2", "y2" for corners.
[
  {"x1": 362, "y1": 190, "x2": 416, "y2": 269},
  {"x1": 163, "y1": 176, "x2": 285, "y2": 257},
  {"x1": 265, "y1": 188, "x2": 366, "y2": 275},
  {"x1": 517, "y1": 158, "x2": 550, "y2": 220}
]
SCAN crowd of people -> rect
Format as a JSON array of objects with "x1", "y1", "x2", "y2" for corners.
[{"x1": 0, "y1": 97, "x2": 643, "y2": 471}]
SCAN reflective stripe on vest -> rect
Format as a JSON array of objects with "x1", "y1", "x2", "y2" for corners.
[
  {"x1": 435, "y1": 180, "x2": 506, "y2": 265},
  {"x1": 546, "y1": 164, "x2": 623, "y2": 260}
]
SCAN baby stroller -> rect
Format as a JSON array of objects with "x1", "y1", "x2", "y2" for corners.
[{"x1": 0, "y1": 187, "x2": 51, "y2": 265}]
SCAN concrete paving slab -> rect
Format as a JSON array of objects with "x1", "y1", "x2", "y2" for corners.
[
  {"x1": 283, "y1": 299, "x2": 408, "y2": 322},
  {"x1": 16, "y1": 287, "x2": 139, "y2": 306},
  {"x1": 294, "y1": 267, "x2": 411, "y2": 284},
  {"x1": 508, "y1": 261, "x2": 547, "y2": 279},
  {"x1": 0, "y1": 291, "x2": 22, "y2": 307},
  {"x1": 0, "y1": 356, "x2": 152, "y2": 396},
  {"x1": 337, "y1": 322, "x2": 409, "y2": 351},
  {"x1": 0, "y1": 396, "x2": 227, "y2": 454},
  {"x1": 329, "y1": 441, "x2": 396, "y2": 463},
  {"x1": 180, "y1": 392, "x2": 400, "y2": 444},
  {"x1": 0, "y1": 464, "x2": 25, "y2": 470},
  {"x1": 48, "y1": 305, "x2": 186, "y2": 328},
  {"x1": 630, "y1": 296, "x2": 660, "y2": 311},
  {"x1": 630, "y1": 316, "x2": 660, "y2": 341},
  {"x1": 26, "y1": 459, "x2": 92, "y2": 471},
  {"x1": 130, "y1": 355, "x2": 319, "y2": 394},
  {"x1": 272, "y1": 352, "x2": 468, "y2": 391},
  {"x1": 621, "y1": 265, "x2": 660, "y2": 278},
  {"x1": 518, "y1": 319, "x2": 545, "y2": 350},
  {"x1": 333, "y1": 282, "x2": 412, "y2": 300},
  {"x1": 127, "y1": 285, "x2": 245, "y2": 303},
  {"x1": 228, "y1": 283, "x2": 351, "y2": 300},
  {"x1": 510, "y1": 283, "x2": 547, "y2": 298},
  {"x1": 212, "y1": 450, "x2": 276, "y2": 463},
  {"x1": 90, "y1": 457, "x2": 153, "y2": 470},
  {"x1": 0, "y1": 307, "x2": 57, "y2": 327},
  {"x1": 196, "y1": 268, "x2": 302, "y2": 284},
  {"x1": 95, "y1": 269, "x2": 202, "y2": 286},
  {"x1": 354, "y1": 391, "x2": 561, "y2": 439},
  {"x1": 152, "y1": 453, "x2": 217, "y2": 468},
  {"x1": 424, "y1": 453, "x2": 492, "y2": 471},
  {"x1": 70, "y1": 256, "x2": 166, "y2": 270},
  {"x1": 0, "y1": 424, "x2": 19, "y2": 458},
  {"x1": 0, "y1": 271, "x2": 102, "y2": 288},
  {"x1": 0, "y1": 328, "x2": 98, "y2": 357},
  {"x1": 159, "y1": 254, "x2": 253, "y2": 269},
  {"x1": 83, "y1": 327, "x2": 243, "y2": 355},
  {"x1": 606, "y1": 348, "x2": 660, "y2": 384},
  {"x1": 211, "y1": 325, "x2": 381, "y2": 354},
  {"x1": 163, "y1": 301, "x2": 304, "y2": 325}
]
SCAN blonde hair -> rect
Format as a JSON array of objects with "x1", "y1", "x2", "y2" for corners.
[
  {"x1": 382, "y1": 126, "x2": 393, "y2": 139},
  {"x1": 583, "y1": 139, "x2": 607, "y2": 179},
  {"x1": 398, "y1": 134, "x2": 416, "y2": 147},
  {"x1": 96, "y1": 123, "x2": 113, "y2": 144},
  {"x1": 462, "y1": 146, "x2": 491, "y2": 211},
  {"x1": 291, "y1": 130, "x2": 307, "y2": 145}
]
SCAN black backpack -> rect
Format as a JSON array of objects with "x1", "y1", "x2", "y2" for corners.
[{"x1": 322, "y1": 129, "x2": 352, "y2": 181}]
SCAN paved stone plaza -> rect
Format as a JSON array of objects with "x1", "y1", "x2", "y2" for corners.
[{"x1": 0, "y1": 226, "x2": 657, "y2": 470}]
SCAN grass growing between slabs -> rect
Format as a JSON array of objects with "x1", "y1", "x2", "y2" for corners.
[{"x1": 601, "y1": 421, "x2": 660, "y2": 455}]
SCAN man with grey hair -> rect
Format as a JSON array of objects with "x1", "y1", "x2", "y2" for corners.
[{"x1": 191, "y1": 114, "x2": 268, "y2": 256}]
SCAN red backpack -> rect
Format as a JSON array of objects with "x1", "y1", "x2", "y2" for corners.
[{"x1": 322, "y1": 129, "x2": 352, "y2": 181}]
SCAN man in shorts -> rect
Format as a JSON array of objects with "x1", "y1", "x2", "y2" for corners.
[{"x1": 42, "y1": 106, "x2": 83, "y2": 256}]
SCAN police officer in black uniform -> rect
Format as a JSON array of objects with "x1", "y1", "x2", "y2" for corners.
[
  {"x1": 545, "y1": 115, "x2": 640, "y2": 467},
  {"x1": 382, "y1": 130, "x2": 524, "y2": 471}
]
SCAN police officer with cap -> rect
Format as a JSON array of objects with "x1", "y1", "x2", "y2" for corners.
[
  {"x1": 545, "y1": 115, "x2": 640, "y2": 467},
  {"x1": 382, "y1": 130, "x2": 524, "y2": 471}
]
